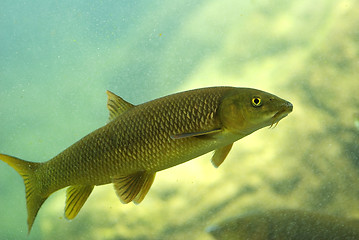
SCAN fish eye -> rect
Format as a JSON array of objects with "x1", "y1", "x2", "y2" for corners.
[{"x1": 251, "y1": 97, "x2": 262, "y2": 107}]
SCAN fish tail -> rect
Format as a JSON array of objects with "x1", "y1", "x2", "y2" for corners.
[{"x1": 0, "y1": 153, "x2": 47, "y2": 234}]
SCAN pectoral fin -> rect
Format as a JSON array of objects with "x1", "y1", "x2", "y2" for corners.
[
  {"x1": 113, "y1": 171, "x2": 156, "y2": 204},
  {"x1": 170, "y1": 128, "x2": 222, "y2": 140},
  {"x1": 65, "y1": 185, "x2": 94, "y2": 220},
  {"x1": 211, "y1": 144, "x2": 233, "y2": 168}
]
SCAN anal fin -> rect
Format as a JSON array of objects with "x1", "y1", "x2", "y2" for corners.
[
  {"x1": 113, "y1": 171, "x2": 156, "y2": 204},
  {"x1": 65, "y1": 185, "x2": 94, "y2": 220},
  {"x1": 211, "y1": 144, "x2": 233, "y2": 168}
]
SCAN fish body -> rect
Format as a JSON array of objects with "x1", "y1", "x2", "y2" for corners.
[
  {"x1": 0, "y1": 86, "x2": 292, "y2": 233},
  {"x1": 207, "y1": 209, "x2": 359, "y2": 240}
]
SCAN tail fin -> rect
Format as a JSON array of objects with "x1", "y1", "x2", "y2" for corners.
[{"x1": 0, "y1": 153, "x2": 48, "y2": 234}]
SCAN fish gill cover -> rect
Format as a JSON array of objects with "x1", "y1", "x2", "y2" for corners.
[{"x1": 0, "y1": 0, "x2": 358, "y2": 239}]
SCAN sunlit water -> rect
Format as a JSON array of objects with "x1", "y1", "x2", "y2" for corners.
[{"x1": 1, "y1": 0, "x2": 359, "y2": 239}]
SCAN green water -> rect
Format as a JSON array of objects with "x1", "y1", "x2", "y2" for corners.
[{"x1": 1, "y1": 0, "x2": 358, "y2": 239}]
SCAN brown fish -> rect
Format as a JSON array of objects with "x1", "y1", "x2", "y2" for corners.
[
  {"x1": 207, "y1": 209, "x2": 359, "y2": 240},
  {"x1": 0, "y1": 86, "x2": 292, "y2": 233}
]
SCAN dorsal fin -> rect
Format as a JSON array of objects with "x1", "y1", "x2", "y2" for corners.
[
  {"x1": 106, "y1": 90, "x2": 134, "y2": 121},
  {"x1": 112, "y1": 171, "x2": 156, "y2": 204}
]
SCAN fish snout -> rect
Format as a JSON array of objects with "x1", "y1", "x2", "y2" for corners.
[
  {"x1": 270, "y1": 100, "x2": 293, "y2": 127},
  {"x1": 284, "y1": 101, "x2": 293, "y2": 112}
]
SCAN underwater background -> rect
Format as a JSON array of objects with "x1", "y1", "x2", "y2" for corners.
[{"x1": 1, "y1": 0, "x2": 359, "y2": 239}]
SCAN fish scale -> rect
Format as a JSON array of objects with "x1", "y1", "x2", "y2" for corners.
[{"x1": 0, "y1": 86, "x2": 292, "y2": 233}]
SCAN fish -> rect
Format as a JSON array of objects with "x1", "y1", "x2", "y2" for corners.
[
  {"x1": 206, "y1": 209, "x2": 359, "y2": 240},
  {"x1": 0, "y1": 86, "x2": 292, "y2": 233}
]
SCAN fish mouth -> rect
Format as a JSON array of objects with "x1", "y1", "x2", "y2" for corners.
[{"x1": 270, "y1": 102, "x2": 293, "y2": 128}]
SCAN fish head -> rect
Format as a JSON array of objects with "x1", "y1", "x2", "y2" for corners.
[{"x1": 219, "y1": 88, "x2": 293, "y2": 135}]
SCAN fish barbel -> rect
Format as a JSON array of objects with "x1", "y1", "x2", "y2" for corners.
[{"x1": 0, "y1": 86, "x2": 292, "y2": 233}]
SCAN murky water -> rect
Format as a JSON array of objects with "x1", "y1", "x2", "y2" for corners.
[{"x1": 1, "y1": 0, "x2": 358, "y2": 239}]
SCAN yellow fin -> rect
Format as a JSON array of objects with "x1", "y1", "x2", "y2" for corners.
[
  {"x1": 65, "y1": 185, "x2": 94, "y2": 220},
  {"x1": 0, "y1": 153, "x2": 46, "y2": 234},
  {"x1": 106, "y1": 90, "x2": 134, "y2": 121},
  {"x1": 113, "y1": 171, "x2": 156, "y2": 204},
  {"x1": 211, "y1": 144, "x2": 233, "y2": 168},
  {"x1": 170, "y1": 128, "x2": 222, "y2": 139},
  {"x1": 133, "y1": 172, "x2": 156, "y2": 204}
]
